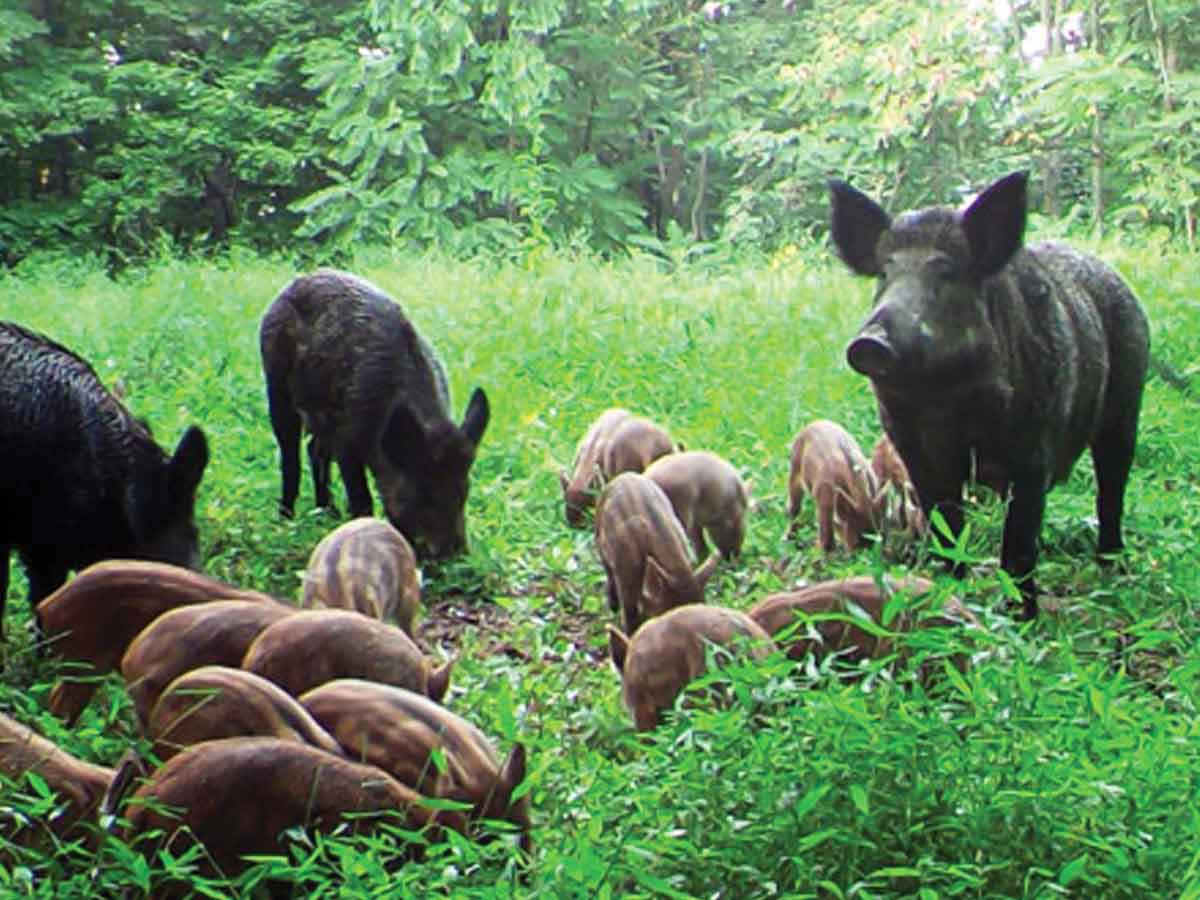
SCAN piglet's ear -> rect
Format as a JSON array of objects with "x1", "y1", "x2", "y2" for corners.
[
  {"x1": 829, "y1": 179, "x2": 890, "y2": 277},
  {"x1": 962, "y1": 171, "x2": 1028, "y2": 278},
  {"x1": 608, "y1": 626, "x2": 630, "y2": 675}
]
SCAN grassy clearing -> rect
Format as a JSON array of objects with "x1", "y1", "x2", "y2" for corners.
[{"x1": 0, "y1": 242, "x2": 1197, "y2": 898}]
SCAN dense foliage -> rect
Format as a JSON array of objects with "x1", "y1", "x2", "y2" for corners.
[
  {"x1": 3, "y1": 0, "x2": 1200, "y2": 263},
  {"x1": 0, "y1": 244, "x2": 1196, "y2": 897}
]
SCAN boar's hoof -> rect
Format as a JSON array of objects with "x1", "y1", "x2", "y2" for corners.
[{"x1": 846, "y1": 331, "x2": 897, "y2": 379}]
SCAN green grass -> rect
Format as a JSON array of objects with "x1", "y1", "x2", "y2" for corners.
[{"x1": 0, "y1": 242, "x2": 1197, "y2": 898}]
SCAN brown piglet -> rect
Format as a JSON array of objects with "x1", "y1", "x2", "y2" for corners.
[
  {"x1": 595, "y1": 472, "x2": 720, "y2": 637},
  {"x1": 787, "y1": 420, "x2": 882, "y2": 553},
  {"x1": 869, "y1": 435, "x2": 927, "y2": 538},
  {"x1": 559, "y1": 408, "x2": 635, "y2": 527},
  {"x1": 644, "y1": 450, "x2": 749, "y2": 559},
  {"x1": 120, "y1": 737, "x2": 467, "y2": 883},
  {"x1": 301, "y1": 517, "x2": 421, "y2": 636},
  {"x1": 747, "y1": 576, "x2": 978, "y2": 674},
  {"x1": 609, "y1": 604, "x2": 775, "y2": 732},
  {"x1": 121, "y1": 599, "x2": 297, "y2": 732},
  {"x1": 242, "y1": 609, "x2": 453, "y2": 702},
  {"x1": 146, "y1": 666, "x2": 345, "y2": 762},
  {"x1": 37, "y1": 560, "x2": 283, "y2": 725},
  {"x1": 300, "y1": 679, "x2": 531, "y2": 853},
  {"x1": 0, "y1": 711, "x2": 116, "y2": 850}
]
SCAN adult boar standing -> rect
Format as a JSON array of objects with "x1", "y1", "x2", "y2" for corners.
[
  {"x1": 260, "y1": 270, "x2": 489, "y2": 559},
  {"x1": 0, "y1": 323, "x2": 209, "y2": 645},
  {"x1": 829, "y1": 172, "x2": 1148, "y2": 620}
]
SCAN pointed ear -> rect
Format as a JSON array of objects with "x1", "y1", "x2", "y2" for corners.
[
  {"x1": 829, "y1": 179, "x2": 890, "y2": 277},
  {"x1": 460, "y1": 387, "x2": 489, "y2": 448},
  {"x1": 962, "y1": 171, "x2": 1028, "y2": 278},
  {"x1": 498, "y1": 742, "x2": 527, "y2": 799},
  {"x1": 168, "y1": 426, "x2": 209, "y2": 499},
  {"x1": 426, "y1": 657, "x2": 454, "y2": 703},
  {"x1": 608, "y1": 625, "x2": 629, "y2": 674},
  {"x1": 643, "y1": 555, "x2": 672, "y2": 601},
  {"x1": 559, "y1": 470, "x2": 570, "y2": 493}
]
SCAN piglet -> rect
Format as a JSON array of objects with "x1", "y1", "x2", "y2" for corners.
[
  {"x1": 560, "y1": 409, "x2": 676, "y2": 527},
  {"x1": 0, "y1": 711, "x2": 116, "y2": 849},
  {"x1": 609, "y1": 604, "x2": 775, "y2": 731},
  {"x1": 747, "y1": 575, "x2": 978, "y2": 674},
  {"x1": 300, "y1": 679, "x2": 531, "y2": 853},
  {"x1": 121, "y1": 598, "x2": 297, "y2": 731},
  {"x1": 595, "y1": 472, "x2": 720, "y2": 636},
  {"x1": 869, "y1": 435, "x2": 927, "y2": 538},
  {"x1": 242, "y1": 609, "x2": 453, "y2": 702},
  {"x1": 37, "y1": 560, "x2": 282, "y2": 725},
  {"x1": 301, "y1": 517, "x2": 421, "y2": 636},
  {"x1": 643, "y1": 450, "x2": 749, "y2": 559},
  {"x1": 147, "y1": 666, "x2": 345, "y2": 762},
  {"x1": 787, "y1": 420, "x2": 881, "y2": 553},
  {"x1": 120, "y1": 737, "x2": 466, "y2": 883}
]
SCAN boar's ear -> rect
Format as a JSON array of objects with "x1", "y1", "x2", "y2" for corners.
[
  {"x1": 829, "y1": 180, "x2": 890, "y2": 277},
  {"x1": 426, "y1": 657, "x2": 455, "y2": 703},
  {"x1": 962, "y1": 171, "x2": 1028, "y2": 278},
  {"x1": 460, "y1": 388, "x2": 490, "y2": 448},
  {"x1": 558, "y1": 470, "x2": 570, "y2": 492},
  {"x1": 168, "y1": 426, "x2": 209, "y2": 499},
  {"x1": 608, "y1": 625, "x2": 629, "y2": 674},
  {"x1": 497, "y1": 742, "x2": 527, "y2": 801}
]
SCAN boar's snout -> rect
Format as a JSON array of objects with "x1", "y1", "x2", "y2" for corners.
[{"x1": 846, "y1": 325, "x2": 897, "y2": 378}]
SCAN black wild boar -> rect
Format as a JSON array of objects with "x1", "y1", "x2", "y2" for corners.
[
  {"x1": 0, "y1": 324, "x2": 209, "y2": 645},
  {"x1": 830, "y1": 171, "x2": 1149, "y2": 619},
  {"x1": 260, "y1": 270, "x2": 489, "y2": 559}
]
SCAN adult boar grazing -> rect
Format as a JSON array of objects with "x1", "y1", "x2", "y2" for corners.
[
  {"x1": 608, "y1": 605, "x2": 775, "y2": 732},
  {"x1": 260, "y1": 269, "x2": 489, "y2": 559},
  {"x1": 595, "y1": 473, "x2": 721, "y2": 637},
  {"x1": 787, "y1": 420, "x2": 882, "y2": 553},
  {"x1": 644, "y1": 450, "x2": 749, "y2": 559},
  {"x1": 0, "y1": 323, "x2": 209, "y2": 646},
  {"x1": 830, "y1": 172, "x2": 1149, "y2": 619},
  {"x1": 302, "y1": 517, "x2": 421, "y2": 636}
]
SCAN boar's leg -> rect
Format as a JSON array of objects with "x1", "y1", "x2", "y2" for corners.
[
  {"x1": 999, "y1": 471, "x2": 1047, "y2": 621},
  {"x1": 336, "y1": 453, "x2": 374, "y2": 519},
  {"x1": 601, "y1": 561, "x2": 620, "y2": 614},
  {"x1": 0, "y1": 546, "x2": 8, "y2": 643},
  {"x1": 814, "y1": 485, "x2": 837, "y2": 553},
  {"x1": 267, "y1": 381, "x2": 302, "y2": 518},
  {"x1": 307, "y1": 436, "x2": 334, "y2": 512},
  {"x1": 23, "y1": 556, "x2": 68, "y2": 646},
  {"x1": 1090, "y1": 424, "x2": 1137, "y2": 559}
]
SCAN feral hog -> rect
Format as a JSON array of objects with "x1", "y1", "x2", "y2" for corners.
[
  {"x1": 0, "y1": 711, "x2": 115, "y2": 849},
  {"x1": 301, "y1": 517, "x2": 421, "y2": 636},
  {"x1": 787, "y1": 420, "x2": 882, "y2": 553},
  {"x1": 830, "y1": 171, "x2": 1149, "y2": 619},
  {"x1": 595, "y1": 473, "x2": 720, "y2": 637},
  {"x1": 869, "y1": 435, "x2": 927, "y2": 537},
  {"x1": 747, "y1": 576, "x2": 978, "y2": 674},
  {"x1": 120, "y1": 599, "x2": 298, "y2": 731},
  {"x1": 242, "y1": 609, "x2": 453, "y2": 702},
  {"x1": 121, "y1": 737, "x2": 467, "y2": 883},
  {"x1": 147, "y1": 666, "x2": 344, "y2": 762},
  {"x1": 644, "y1": 450, "x2": 749, "y2": 559},
  {"x1": 0, "y1": 323, "x2": 209, "y2": 646},
  {"x1": 300, "y1": 679, "x2": 531, "y2": 853},
  {"x1": 37, "y1": 560, "x2": 282, "y2": 725},
  {"x1": 559, "y1": 409, "x2": 675, "y2": 527},
  {"x1": 608, "y1": 604, "x2": 775, "y2": 732},
  {"x1": 260, "y1": 269, "x2": 489, "y2": 559}
]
